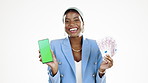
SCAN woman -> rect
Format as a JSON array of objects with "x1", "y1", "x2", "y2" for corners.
[{"x1": 39, "y1": 7, "x2": 113, "y2": 83}]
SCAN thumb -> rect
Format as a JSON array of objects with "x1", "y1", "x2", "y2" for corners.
[{"x1": 51, "y1": 50, "x2": 57, "y2": 61}]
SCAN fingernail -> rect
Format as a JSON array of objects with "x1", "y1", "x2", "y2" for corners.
[{"x1": 105, "y1": 60, "x2": 108, "y2": 63}]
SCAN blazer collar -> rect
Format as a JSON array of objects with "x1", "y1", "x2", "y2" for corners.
[
  {"x1": 81, "y1": 37, "x2": 91, "y2": 77},
  {"x1": 61, "y1": 37, "x2": 91, "y2": 77},
  {"x1": 61, "y1": 37, "x2": 76, "y2": 75}
]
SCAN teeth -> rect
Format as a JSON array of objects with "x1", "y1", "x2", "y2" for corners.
[{"x1": 70, "y1": 28, "x2": 77, "y2": 31}]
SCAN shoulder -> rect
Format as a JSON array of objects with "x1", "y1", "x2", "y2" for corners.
[
  {"x1": 84, "y1": 37, "x2": 99, "y2": 49},
  {"x1": 49, "y1": 38, "x2": 67, "y2": 50},
  {"x1": 50, "y1": 37, "x2": 66, "y2": 44},
  {"x1": 85, "y1": 37, "x2": 97, "y2": 44}
]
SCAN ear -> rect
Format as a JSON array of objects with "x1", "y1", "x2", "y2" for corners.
[
  {"x1": 82, "y1": 23, "x2": 84, "y2": 33},
  {"x1": 82, "y1": 21, "x2": 84, "y2": 26}
]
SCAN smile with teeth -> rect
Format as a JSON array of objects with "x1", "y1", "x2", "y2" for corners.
[{"x1": 69, "y1": 28, "x2": 78, "y2": 32}]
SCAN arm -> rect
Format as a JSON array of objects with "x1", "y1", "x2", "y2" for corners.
[
  {"x1": 47, "y1": 41, "x2": 60, "y2": 83},
  {"x1": 48, "y1": 67, "x2": 60, "y2": 83},
  {"x1": 39, "y1": 40, "x2": 61, "y2": 83},
  {"x1": 96, "y1": 54, "x2": 113, "y2": 83},
  {"x1": 95, "y1": 51, "x2": 106, "y2": 83},
  {"x1": 93, "y1": 40, "x2": 113, "y2": 83}
]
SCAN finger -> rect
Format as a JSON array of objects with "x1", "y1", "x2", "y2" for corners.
[
  {"x1": 39, "y1": 54, "x2": 41, "y2": 58},
  {"x1": 51, "y1": 50, "x2": 55, "y2": 58},
  {"x1": 104, "y1": 58, "x2": 110, "y2": 64},
  {"x1": 39, "y1": 58, "x2": 42, "y2": 62},
  {"x1": 39, "y1": 55, "x2": 42, "y2": 62},
  {"x1": 38, "y1": 50, "x2": 41, "y2": 58},
  {"x1": 104, "y1": 59, "x2": 112, "y2": 68},
  {"x1": 105, "y1": 57, "x2": 113, "y2": 67},
  {"x1": 105, "y1": 56, "x2": 113, "y2": 65},
  {"x1": 103, "y1": 57, "x2": 109, "y2": 64},
  {"x1": 51, "y1": 50, "x2": 57, "y2": 61},
  {"x1": 105, "y1": 55, "x2": 113, "y2": 63}
]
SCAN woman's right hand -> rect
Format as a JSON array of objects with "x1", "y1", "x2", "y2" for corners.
[{"x1": 39, "y1": 50, "x2": 58, "y2": 76}]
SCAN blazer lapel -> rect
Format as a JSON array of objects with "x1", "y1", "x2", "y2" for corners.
[
  {"x1": 61, "y1": 37, "x2": 76, "y2": 75},
  {"x1": 82, "y1": 38, "x2": 91, "y2": 77}
]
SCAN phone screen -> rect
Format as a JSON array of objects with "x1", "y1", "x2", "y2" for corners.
[{"x1": 38, "y1": 39, "x2": 53, "y2": 63}]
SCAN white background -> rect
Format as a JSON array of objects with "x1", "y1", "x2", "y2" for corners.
[{"x1": 0, "y1": 0, "x2": 148, "y2": 83}]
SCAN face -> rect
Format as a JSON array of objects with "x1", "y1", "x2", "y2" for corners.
[{"x1": 64, "y1": 12, "x2": 84, "y2": 37}]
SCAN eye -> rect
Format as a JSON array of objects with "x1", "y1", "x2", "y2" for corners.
[
  {"x1": 74, "y1": 19, "x2": 80, "y2": 22},
  {"x1": 65, "y1": 20, "x2": 69, "y2": 23},
  {"x1": 75, "y1": 19, "x2": 80, "y2": 21}
]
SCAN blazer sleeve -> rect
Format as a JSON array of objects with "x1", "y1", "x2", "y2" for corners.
[
  {"x1": 95, "y1": 52, "x2": 106, "y2": 83},
  {"x1": 48, "y1": 40, "x2": 61, "y2": 83},
  {"x1": 48, "y1": 67, "x2": 60, "y2": 83},
  {"x1": 94, "y1": 40, "x2": 106, "y2": 83},
  {"x1": 96, "y1": 70, "x2": 106, "y2": 83}
]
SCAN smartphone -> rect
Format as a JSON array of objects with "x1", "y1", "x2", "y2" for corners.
[{"x1": 38, "y1": 39, "x2": 53, "y2": 63}]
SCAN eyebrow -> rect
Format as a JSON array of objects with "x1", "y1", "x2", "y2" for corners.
[
  {"x1": 74, "y1": 16, "x2": 79, "y2": 18},
  {"x1": 65, "y1": 16, "x2": 80, "y2": 20}
]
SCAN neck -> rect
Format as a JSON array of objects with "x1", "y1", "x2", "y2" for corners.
[
  {"x1": 69, "y1": 36, "x2": 82, "y2": 51},
  {"x1": 69, "y1": 36, "x2": 82, "y2": 45}
]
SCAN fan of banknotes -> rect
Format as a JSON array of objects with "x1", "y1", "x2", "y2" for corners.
[{"x1": 97, "y1": 37, "x2": 117, "y2": 57}]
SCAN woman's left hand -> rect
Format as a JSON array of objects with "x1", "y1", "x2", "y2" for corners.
[{"x1": 99, "y1": 55, "x2": 113, "y2": 74}]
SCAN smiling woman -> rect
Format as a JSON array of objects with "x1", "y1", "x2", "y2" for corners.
[
  {"x1": 39, "y1": 7, "x2": 113, "y2": 83},
  {"x1": 63, "y1": 7, "x2": 84, "y2": 37}
]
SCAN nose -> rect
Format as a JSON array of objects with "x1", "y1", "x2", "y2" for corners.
[{"x1": 68, "y1": 21, "x2": 75, "y2": 27}]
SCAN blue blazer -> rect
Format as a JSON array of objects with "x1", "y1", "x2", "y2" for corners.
[{"x1": 48, "y1": 37, "x2": 106, "y2": 83}]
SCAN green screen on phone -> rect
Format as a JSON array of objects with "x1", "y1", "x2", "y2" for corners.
[{"x1": 38, "y1": 39, "x2": 53, "y2": 63}]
